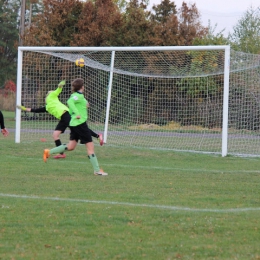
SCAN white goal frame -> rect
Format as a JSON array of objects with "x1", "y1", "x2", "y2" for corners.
[{"x1": 15, "y1": 45, "x2": 231, "y2": 157}]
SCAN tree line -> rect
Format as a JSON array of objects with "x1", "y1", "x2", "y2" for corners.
[{"x1": 1, "y1": 0, "x2": 260, "y2": 91}]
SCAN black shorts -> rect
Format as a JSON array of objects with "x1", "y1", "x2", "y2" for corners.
[
  {"x1": 70, "y1": 122, "x2": 92, "y2": 144},
  {"x1": 55, "y1": 111, "x2": 71, "y2": 133}
]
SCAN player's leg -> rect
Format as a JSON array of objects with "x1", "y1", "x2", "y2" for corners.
[
  {"x1": 52, "y1": 129, "x2": 66, "y2": 159},
  {"x1": 53, "y1": 111, "x2": 71, "y2": 159},
  {"x1": 43, "y1": 124, "x2": 77, "y2": 163},
  {"x1": 80, "y1": 123, "x2": 107, "y2": 176},
  {"x1": 89, "y1": 128, "x2": 104, "y2": 146},
  {"x1": 66, "y1": 140, "x2": 77, "y2": 151},
  {"x1": 85, "y1": 141, "x2": 106, "y2": 175},
  {"x1": 43, "y1": 140, "x2": 77, "y2": 162},
  {"x1": 97, "y1": 133, "x2": 104, "y2": 146}
]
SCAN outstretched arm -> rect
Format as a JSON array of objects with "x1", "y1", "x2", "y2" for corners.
[
  {"x1": 49, "y1": 80, "x2": 66, "y2": 99},
  {"x1": 58, "y1": 80, "x2": 66, "y2": 88},
  {"x1": 17, "y1": 105, "x2": 47, "y2": 113}
]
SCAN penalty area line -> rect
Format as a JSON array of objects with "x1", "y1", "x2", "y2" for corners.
[{"x1": 0, "y1": 193, "x2": 260, "y2": 213}]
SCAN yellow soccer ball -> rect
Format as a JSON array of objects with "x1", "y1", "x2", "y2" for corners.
[{"x1": 75, "y1": 58, "x2": 84, "y2": 67}]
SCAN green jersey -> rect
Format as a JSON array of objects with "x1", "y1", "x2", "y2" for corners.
[
  {"x1": 45, "y1": 87, "x2": 69, "y2": 119},
  {"x1": 67, "y1": 92, "x2": 88, "y2": 126}
]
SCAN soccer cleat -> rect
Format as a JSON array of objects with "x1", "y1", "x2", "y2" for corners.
[
  {"x1": 43, "y1": 149, "x2": 50, "y2": 163},
  {"x1": 94, "y1": 169, "x2": 108, "y2": 176},
  {"x1": 98, "y1": 133, "x2": 104, "y2": 146},
  {"x1": 53, "y1": 154, "x2": 66, "y2": 159}
]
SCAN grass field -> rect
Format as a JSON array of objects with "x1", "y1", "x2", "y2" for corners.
[{"x1": 1, "y1": 111, "x2": 260, "y2": 259}]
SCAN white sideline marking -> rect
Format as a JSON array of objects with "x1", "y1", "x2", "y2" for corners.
[{"x1": 0, "y1": 193, "x2": 260, "y2": 213}]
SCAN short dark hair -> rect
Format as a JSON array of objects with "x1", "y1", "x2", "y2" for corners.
[{"x1": 72, "y1": 78, "x2": 84, "y2": 92}]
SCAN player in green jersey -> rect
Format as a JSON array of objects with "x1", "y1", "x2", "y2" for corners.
[
  {"x1": 43, "y1": 78, "x2": 108, "y2": 176},
  {"x1": 17, "y1": 80, "x2": 103, "y2": 159}
]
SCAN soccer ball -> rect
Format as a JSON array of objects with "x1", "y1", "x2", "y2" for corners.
[{"x1": 75, "y1": 58, "x2": 84, "y2": 67}]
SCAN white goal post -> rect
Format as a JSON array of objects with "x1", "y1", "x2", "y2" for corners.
[{"x1": 16, "y1": 45, "x2": 260, "y2": 157}]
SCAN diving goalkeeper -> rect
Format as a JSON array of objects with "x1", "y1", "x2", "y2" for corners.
[{"x1": 17, "y1": 80, "x2": 103, "y2": 159}]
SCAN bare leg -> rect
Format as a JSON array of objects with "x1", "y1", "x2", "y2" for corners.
[
  {"x1": 86, "y1": 141, "x2": 95, "y2": 155},
  {"x1": 66, "y1": 140, "x2": 78, "y2": 151}
]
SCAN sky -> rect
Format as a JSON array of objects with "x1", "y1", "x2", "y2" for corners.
[{"x1": 148, "y1": 0, "x2": 260, "y2": 36}]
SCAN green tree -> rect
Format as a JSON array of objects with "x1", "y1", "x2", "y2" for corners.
[
  {"x1": 151, "y1": 0, "x2": 176, "y2": 23},
  {"x1": 120, "y1": 0, "x2": 153, "y2": 46},
  {"x1": 193, "y1": 22, "x2": 228, "y2": 46},
  {"x1": 0, "y1": 0, "x2": 19, "y2": 88},
  {"x1": 229, "y1": 6, "x2": 260, "y2": 54}
]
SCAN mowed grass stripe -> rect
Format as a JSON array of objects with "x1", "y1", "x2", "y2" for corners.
[
  {"x1": 4, "y1": 155, "x2": 260, "y2": 174},
  {"x1": 1, "y1": 193, "x2": 260, "y2": 213}
]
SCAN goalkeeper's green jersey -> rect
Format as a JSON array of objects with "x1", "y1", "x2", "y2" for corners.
[
  {"x1": 67, "y1": 91, "x2": 88, "y2": 126},
  {"x1": 45, "y1": 87, "x2": 69, "y2": 119}
]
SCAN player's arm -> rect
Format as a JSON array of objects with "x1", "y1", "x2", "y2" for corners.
[
  {"x1": 0, "y1": 111, "x2": 5, "y2": 129},
  {"x1": 51, "y1": 80, "x2": 66, "y2": 98},
  {"x1": 17, "y1": 105, "x2": 47, "y2": 113},
  {"x1": 67, "y1": 96, "x2": 80, "y2": 119},
  {"x1": 0, "y1": 110, "x2": 9, "y2": 137},
  {"x1": 58, "y1": 80, "x2": 66, "y2": 88}
]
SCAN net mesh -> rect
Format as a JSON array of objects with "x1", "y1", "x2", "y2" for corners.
[{"x1": 18, "y1": 48, "x2": 260, "y2": 156}]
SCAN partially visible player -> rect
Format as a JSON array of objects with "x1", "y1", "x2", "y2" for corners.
[
  {"x1": 43, "y1": 78, "x2": 108, "y2": 176},
  {"x1": 17, "y1": 80, "x2": 103, "y2": 159},
  {"x1": 0, "y1": 110, "x2": 9, "y2": 137}
]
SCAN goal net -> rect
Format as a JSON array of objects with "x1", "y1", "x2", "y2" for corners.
[{"x1": 15, "y1": 46, "x2": 260, "y2": 157}]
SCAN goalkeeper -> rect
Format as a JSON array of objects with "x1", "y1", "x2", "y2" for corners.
[
  {"x1": 17, "y1": 80, "x2": 103, "y2": 159},
  {"x1": 0, "y1": 110, "x2": 9, "y2": 137}
]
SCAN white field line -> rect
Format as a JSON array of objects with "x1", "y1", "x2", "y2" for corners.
[
  {"x1": 0, "y1": 193, "x2": 260, "y2": 213},
  {"x1": 9, "y1": 156, "x2": 260, "y2": 174}
]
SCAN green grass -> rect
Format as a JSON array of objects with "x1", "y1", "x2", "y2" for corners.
[{"x1": 1, "y1": 112, "x2": 260, "y2": 259}]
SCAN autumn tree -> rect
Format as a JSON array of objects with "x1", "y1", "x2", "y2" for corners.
[
  {"x1": 0, "y1": 0, "x2": 19, "y2": 87},
  {"x1": 23, "y1": 0, "x2": 83, "y2": 46},
  {"x1": 178, "y1": 2, "x2": 207, "y2": 46},
  {"x1": 149, "y1": 1, "x2": 207, "y2": 46},
  {"x1": 22, "y1": 0, "x2": 209, "y2": 47},
  {"x1": 72, "y1": 0, "x2": 123, "y2": 46},
  {"x1": 149, "y1": 0, "x2": 180, "y2": 46}
]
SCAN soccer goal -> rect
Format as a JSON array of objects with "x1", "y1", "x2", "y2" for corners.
[{"x1": 15, "y1": 46, "x2": 260, "y2": 157}]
